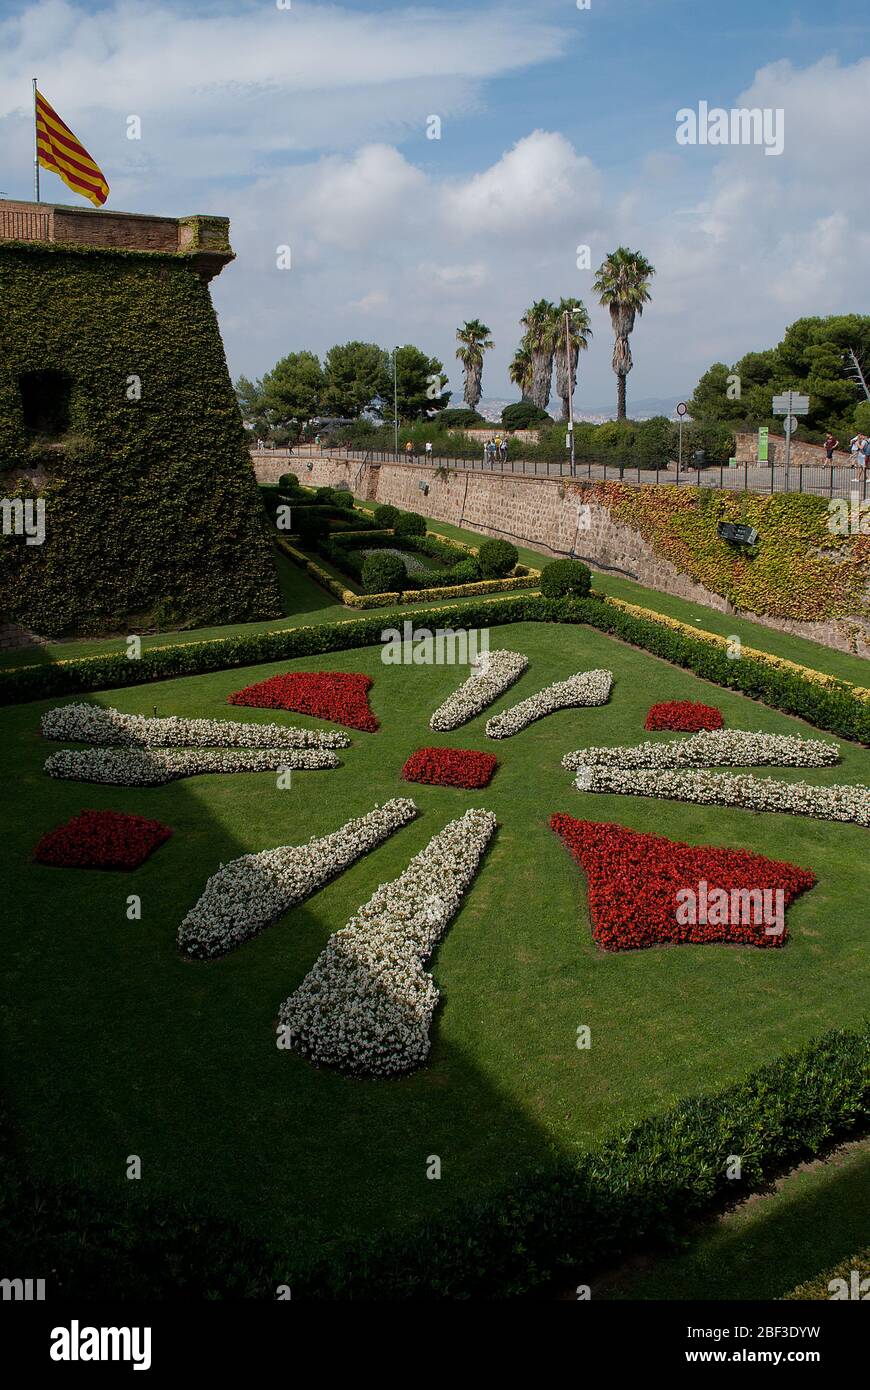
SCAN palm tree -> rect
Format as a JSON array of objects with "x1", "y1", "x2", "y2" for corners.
[
  {"x1": 521, "y1": 299, "x2": 560, "y2": 410},
  {"x1": 508, "y1": 341, "x2": 534, "y2": 401},
  {"x1": 553, "y1": 297, "x2": 592, "y2": 422},
  {"x1": 455, "y1": 319, "x2": 494, "y2": 411},
  {"x1": 593, "y1": 248, "x2": 655, "y2": 420}
]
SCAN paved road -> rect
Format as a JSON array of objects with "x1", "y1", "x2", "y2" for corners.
[{"x1": 255, "y1": 445, "x2": 870, "y2": 503}]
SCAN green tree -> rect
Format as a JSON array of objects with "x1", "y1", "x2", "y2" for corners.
[
  {"x1": 261, "y1": 351, "x2": 323, "y2": 425},
  {"x1": 234, "y1": 374, "x2": 271, "y2": 436},
  {"x1": 593, "y1": 247, "x2": 656, "y2": 420},
  {"x1": 321, "y1": 341, "x2": 390, "y2": 418},
  {"x1": 689, "y1": 316, "x2": 870, "y2": 438},
  {"x1": 455, "y1": 320, "x2": 494, "y2": 410},
  {"x1": 553, "y1": 297, "x2": 592, "y2": 421},
  {"x1": 520, "y1": 299, "x2": 560, "y2": 410},
  {"x1": 388, "y1": 345, "x2": 450, "y2": 422},
  {"x1": 508, "y1": 342, "x2": 534, "y2": 401}
]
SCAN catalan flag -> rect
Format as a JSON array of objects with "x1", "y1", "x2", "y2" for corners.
[{"x1": 35, "y1": 89, "x2": 109, "y2": 207}]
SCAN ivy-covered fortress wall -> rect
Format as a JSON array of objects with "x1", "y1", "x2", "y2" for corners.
[{"x1": 0, "y1": 203, "x2": 281, "y2": 636}]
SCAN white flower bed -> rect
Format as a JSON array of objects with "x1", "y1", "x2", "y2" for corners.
[
  {"x1": 485, "y1": 669, "x2": 612, "y2": 739},
  {"x1": 429, "y1": 650, "x2": 528, "y2": 731},
  {"x1": 41, "y1": 703, "x2": 348, "y2": 749},
  {"x1": 44, "y1": 746, "x2": 339, "y2": 787},
  {"x1": 278, "y1": 807, "x2": 497, "y2": 1076},
  {"x1": 179, "y1": 798, "x2": 417, "y2": 959},
  {"x1": 562, "y1": 729, "x2": 840, "y2": 771},
  {"x1": 572, "y1": 765, "x2": 870, "y2": 827}
]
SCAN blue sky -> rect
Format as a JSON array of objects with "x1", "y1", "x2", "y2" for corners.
[{"x1": 1, "y1": 0, "x2": 869, "y2": 410}]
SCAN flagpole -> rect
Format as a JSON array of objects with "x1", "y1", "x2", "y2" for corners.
[{"x1": 33, "y1": 78, "x2": 40, "y2": 202}]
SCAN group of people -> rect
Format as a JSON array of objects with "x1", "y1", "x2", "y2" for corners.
[
  {"x1": 825, "y1": 431, "x2": 870, "y2": 472},
  {"x1": 483, "y1": 435, "x2": 509, "y2": 464}
]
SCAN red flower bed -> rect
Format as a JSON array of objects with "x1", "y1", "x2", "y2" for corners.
[
  {"x1": 550, "y1": 814, "x2": 815, "y2": 951},
  {"x1": 34, "y1": 810, "x2": 173, "y2": 870},
  {"x1": 645, "y1": 700, "x2": 723, "y2": 731},
  {"x1": 402, "y1": 746, "x2": 498, "y2": 789},
  {"x1": 228, "y1": 671, "x2": 378, "y2": 731}
]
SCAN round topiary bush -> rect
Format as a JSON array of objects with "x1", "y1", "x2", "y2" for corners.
[
  {"x1": 330, "y1": 486, "x2": 353, "y2": 507},
  {"x1": 447, "y1": 558, "x2": 482, "y2": 585},
  {"x1": 373, "y1": 504, "x2": 400, "y2": 528},
  {"x1": 540, "y1": 558, "x2": 592, "y2": 599},
  {"x1": 314, "y1": 486, "x2": 334, "y2": 503},
  {"x1": 478, "y1": 538, "x2": 519, "y2": 578},
  {"x1": 361, "y1": 551, "x2": 406, "y2": 595},
  {"x1": 394, "y1": 510, "x2": 426, "y2": 537},
  {"x1": 278, "y1": 472, "x2": 300, "y2": 492}
]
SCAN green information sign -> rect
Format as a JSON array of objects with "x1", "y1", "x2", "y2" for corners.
[{"x1": 758, "y1": 426, "x2": 769, "y2": 463}]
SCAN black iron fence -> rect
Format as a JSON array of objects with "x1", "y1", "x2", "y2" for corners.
[{"x1": 254, "y1": 443, "x2": 870, "y2": 502}]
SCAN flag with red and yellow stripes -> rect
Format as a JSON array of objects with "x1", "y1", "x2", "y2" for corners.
[{"x1": 36, "y1": 90, "x2": 109, "y2": 207}]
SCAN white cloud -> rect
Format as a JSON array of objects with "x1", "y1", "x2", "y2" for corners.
[
  {"x1": 1, "y1": 6, "x2": 867, "y2": 408},
  {"x1": 441, "y1": 130, "x2": 602, "y2": 236}
]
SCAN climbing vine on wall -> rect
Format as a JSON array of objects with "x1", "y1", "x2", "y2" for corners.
[
  {"x1": 0, "y1": 241, "x2": 281, "y2": 636},
  {"x1": 572, "y1": 480, "x2": 870, "y2": 623}
]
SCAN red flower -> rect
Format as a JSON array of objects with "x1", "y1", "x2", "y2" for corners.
[
  {"x1": 402, "y1": 746, "x2": 498, "y2": 789},
  {"x1": 550, "y1": 814, "x2": 815, "y2": 951},
  {"x1": 34, "y1": 810, "x2": 173, "y2": 870},
  {"x1": 228, "y1": 671, "x2": 378, "y2": 731},
  {"x1": 645, "y1": 700, "x2": 724, "y2": 732}
]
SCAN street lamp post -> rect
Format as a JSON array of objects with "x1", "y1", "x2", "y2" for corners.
[{"x1": 393, "y1": 346, "x2": 403, "y2": 458}]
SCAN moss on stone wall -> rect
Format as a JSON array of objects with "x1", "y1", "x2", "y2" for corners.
[{"x1": 0, "y1": 241, "x2": 281, "y2": 636}]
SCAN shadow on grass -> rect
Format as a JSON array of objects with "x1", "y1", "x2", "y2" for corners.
[
  {"x1": 590, "y1": 1139, "x2": 870, "y2": 1302},
  {"x1": 0, "y1": 636, "x2": 564, "y2": 1298}
]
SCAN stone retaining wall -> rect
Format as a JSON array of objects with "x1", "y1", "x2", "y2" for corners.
[{"x1": 253, "y1": 451, "x2": 869, "y2": 656}]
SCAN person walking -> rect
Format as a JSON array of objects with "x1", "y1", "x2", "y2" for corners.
[
  {"x1": 850, "y1": 433, "x2": 866, "y2": 474},
  {"x1": 824, "y1": 432, "x2": 839, "y2": 462},
  {"x1": 499, "y1": 435, "x2": 508, "y2": 463},
  {"x1": 405, "y1": 439, "x2": 415, "y2": 460}
]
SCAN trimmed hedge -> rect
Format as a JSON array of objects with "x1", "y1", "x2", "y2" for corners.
[
  {"x1": 541, "y1": 558, "x2": 593, "y2": 599},
  {"x1": 394, "y1": 509, "x2": 426, "y2": 537},
  {"x1": 783, "y1": 1247, "x2": 870, "y2": 1300},
  {"x1": 372, "y1": 504, "x2": 400, "y2": 528},
  {"x1": 4, "y1": 592, "x2": 870, "y2": 745},
  {"x1": 361, "y1": 551, "x2": 406, "y2": 594},
  {"x1": 2, "y1": 1023, "x2": 866, "y2": 1298},
  {"x1": 478, "y1": 537, "x2": 519, "y2": 579}
]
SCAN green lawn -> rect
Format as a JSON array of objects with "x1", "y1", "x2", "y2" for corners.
[
  {"x1": 3, "y1": 619, "x2": 869, "y2": 1270},
  {"x1": 588, "y1": 1138, "x2": 870, "y2": 1301},
  {"x1": 4, "y1": 505, "x2": 869, "y2": 693}
]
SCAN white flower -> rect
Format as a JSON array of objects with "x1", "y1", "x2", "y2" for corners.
[
  {"x1": 429, "y1": 650, "x2": 528, "y2": 731},
  {"x1": 179, "y1": 798, "x2": 418, "y2": 959},
  {"x1": 278, "y1": 808, "x2": 497, "y2": 1076},
  {"x1": 45, "y1": 746, "x2": 340, "y2": 786},
  {"x1": 563, "y1": 729, "x2": 840, "y2": 771},
  {"x1": 485, "y1": 669, "x2": 612, "y2": 738},
  {"x1": 41, "y1": 703, "x2": 348, "y2": 749},
  {"x1": 573, "y1": 765, "x2": 870, "y2": 827}
]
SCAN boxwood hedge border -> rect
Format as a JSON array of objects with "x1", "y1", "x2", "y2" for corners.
[
  {"x1": 2, "y1": 594, "x2": 869, "y2": 744},
  {"x1": 2, "y1": 1021, "x2": 867, "y2": 1299}
]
